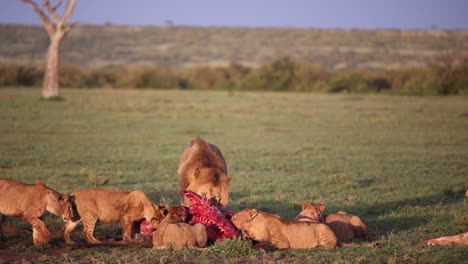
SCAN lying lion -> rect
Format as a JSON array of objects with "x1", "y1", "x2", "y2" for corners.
[
  {"x1": 231, "y1": 208, "x2": 337, "y2": 249},
  {"x1": 61, "y1": 188, "x2": 165, "y2": 244},
  {"x1": 0, "y1": 179, "x2": 74, "y2": 245},
  {"x1": 153, "y1": 206, "x2": 208, "y2": 250},
  {"x1": 295, "y1": 201, "x2": 368, "y2": 242},
  {"x1": 424, "y1": 232, "x2": 468, "y2": 246}
]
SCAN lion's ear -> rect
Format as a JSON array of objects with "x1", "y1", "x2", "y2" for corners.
[
  {"x1": 318, "y1": 203, "x2": 325, "y2": 213},
  {"x1": 249, "y1": 209, "x2": 258, "y2": 219},
  {"x1": 35, "y1": 180, "x2": 45, "y2": 187},
  {"x1": 302, "y1": 201, "x2": 312, "y2": 210}
]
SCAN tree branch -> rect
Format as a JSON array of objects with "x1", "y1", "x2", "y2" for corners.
[
  {"x1": 20, "y1": 0, "x2": 55, "y2": 37},
  {"x1": 43, "y1": 0, "x2": 61, "y2": 24},
  {"x1": 61, "y1": 0, "x2": 77, "y2": 26},
  {"x1": 63, "y1": 22, "x2": 77, "y2": 33},
  {"x1": 52, "y1": 0, "x2": 62, "y2": 10}
]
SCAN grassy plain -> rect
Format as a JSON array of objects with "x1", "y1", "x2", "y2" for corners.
[{"x1": 0, "y1": 88, "x2": 467, "y2": 263}]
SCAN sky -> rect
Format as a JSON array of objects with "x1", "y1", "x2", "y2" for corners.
[{"x1": 0, "y1": 0, "x2": 467, "y2": 30}]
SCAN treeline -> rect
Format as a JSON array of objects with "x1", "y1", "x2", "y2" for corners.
[{"x1": 1, "y1": 55, "x2": 467, "y2": 95}]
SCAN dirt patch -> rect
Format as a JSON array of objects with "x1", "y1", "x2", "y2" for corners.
[{"x1": 459, "y1": 112, "x2": 468, "y2": 118}]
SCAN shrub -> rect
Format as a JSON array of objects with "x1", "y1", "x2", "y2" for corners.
[
  {"x1": 15, "y1": 65, "x2": 43, "y2": 86},
  {"x1": 328, "y1": 70, "x2": 368, "y2": 93},
  {"x1": 60, "y1": 64, "x2": 87, "y2": 88},
  {"x1": 125, "y1": 66, "x2": 178, "y2": 89},
  {"x1": 240, "y1": 57, "x2": 297, "y2": 91},
  {"x1": 83, "y1": 65, "x2": 124, "y2": 88}
]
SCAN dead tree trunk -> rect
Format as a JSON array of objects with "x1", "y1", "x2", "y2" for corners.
[
  {"x1": 20, "y1": 0, "x2": 76, "y2": 99},
  {"x1": 43, "y1": 31, "x2": 63, "y2": 98}
]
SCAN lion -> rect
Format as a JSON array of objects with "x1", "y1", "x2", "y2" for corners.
[
  {"x1": 231, "y1": 208, "x2": 337, "y2": 249},
  {"x1": 0, "y1": 179, "x2": 74, "y2": 245},
  {"x1": 295, "y1": 201, "x2": 368, "y2": 242},
  {"x1": 178, "y1": 137, "x2": 231, "y2": 207},
  {"x1": 61, "y1": 188, "x2": 166, "y2": 245},
  {"x1": 424, "y1": 232, "x2": 468, "y2": 246},
  {"x1": 153, "y1": 206, "x2": 207, "y2": 250}
]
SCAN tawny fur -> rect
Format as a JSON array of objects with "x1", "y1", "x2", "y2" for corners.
[
  {"x1": 295, "y1": 201, "x2": 368, "y2": 242},
  {"x1": 178, "y1": 137, "x2": 231, "y2": 207},
  {"x1": 61, "y1": 188, "x2": 165, "y2": 245},
  {"x1": 425, "y1": 232, "x2": 468, "y2": 246},
  {"x1": 153, "y1": 209, "x2": 207, "y2": 250},
  {"x1": 0, "y1": 179, "x2": 74, "y2": 246},
  {"x1": 232, "y1": 208, "x2": 337, "y2": 249}
]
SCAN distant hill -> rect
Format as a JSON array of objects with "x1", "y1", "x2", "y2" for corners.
[{"x1": 1, "y1": 24, "x2": 467, "y2": 69}]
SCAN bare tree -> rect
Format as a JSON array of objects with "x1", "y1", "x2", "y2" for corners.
[{"x1": 20, "y1": 0, "x2": 77, "y2": 99}]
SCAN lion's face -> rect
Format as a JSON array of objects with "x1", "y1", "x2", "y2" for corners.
[
  {"x1": 167, "y1": 206, "x2": 188, "y2": 223},
  {"x1": 191, "y1": 168, "x2": 231, "y2": 207},
  {"x1": 149, "y1": 204, "x2": 167, "y2": 229},
  {"x1": 48, "y1": 193, "x2": 74, "y2": 221},
  {"x1": 231, "y1": 208, "x2": 258, "y2": 230},
  {"x1": 296, "y1": 201, "x2": 324, "y2": 222}
]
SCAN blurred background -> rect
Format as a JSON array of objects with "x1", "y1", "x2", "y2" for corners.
[{"x1": 0, "y1": 0, "x2": 467, "y2": 95}]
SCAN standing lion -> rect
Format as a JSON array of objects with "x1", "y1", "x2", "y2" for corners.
[
  {"x1": 0, "y1": 179, "x2": 74, "y2": 245},
  {"x1": 178, "y1": 137, "x2": 231, "y2": 207},
  {"x1": 61, "y1": 188, "x2": 165, "y2": 244}
]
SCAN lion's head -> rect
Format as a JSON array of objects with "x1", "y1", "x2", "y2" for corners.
[
  {"x1": 188, "y1": 167, "x2": 231, "y2": 207},
  {"x1": 47, "y1": 192, "x2": 75, "y2": 221},
  {"x1": 231, "y1": 208, "x2": 258, "y2": 230},
  {"x1": 295, "y1": 201, "x2": 324, "y2": 222}
]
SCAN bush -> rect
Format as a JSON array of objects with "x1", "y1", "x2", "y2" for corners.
[
  {"x1": 60, "y1": 64, "x2": 87, "y2": 88},
  {"x1": 83, "y1": 65, "x2": 124, "y2": 88},
  {"x1": 125, "y1": 66, "x2": 178, "y2": 89},
  {"x1": 240, "y1": 57, "x2": 297, "y2": 91},
  {"x1": 0, "y1": 53, "x2": 466, "y2": 95},
  {"x1": 328, "y1": 70, "x2": 368, "y2": 93}
]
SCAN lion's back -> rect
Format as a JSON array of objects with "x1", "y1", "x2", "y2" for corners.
[
  {"x1": 285, "y1": 222, "x2": 337, "y2": 249},
  {"x1": 0, "y1": 179, "x2": 45, "y2": 217},
  {"x1": 71, "y1": 189, "x2": 129, "y2": 222},
  {"x1": 325, "y1": 213, "x2": 367, "y2": 241}
]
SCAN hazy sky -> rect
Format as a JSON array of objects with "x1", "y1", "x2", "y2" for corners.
[{"x1": 1, "y1": 0, "x2": 467, "y2": 30}]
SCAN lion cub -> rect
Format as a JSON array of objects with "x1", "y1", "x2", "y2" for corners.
[
  {"x1": 0, "y1": 179, "x2": 74, "y2": 246},
  {"x1": 232, "y1": 208, "x2": 337, "y2": 249},
  {"x1": 153, "y1": 206, "x2": 208, "y2": 250},
  {"x1": 62, "y1": 188, "x2": 165, "y2": 244},
  {"x1": 295, "y1": 201, "x2": 368, "y2": 242}
]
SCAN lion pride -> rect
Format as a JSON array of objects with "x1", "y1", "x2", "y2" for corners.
[
  {"x1": 232, "y1": 208, "x2": 337, "y2": 249},
  {"x1": 61, "y1": 188, "x2": 165, "y2": 244},
  {"x1": 178, "y1": 137, "x2": 231, "y2": 207},
  {"x1": 0, "y1": 179, "x2": 74, "y2": 245},
  {"x1": 295, "y1": 201, "x2": 368, "y2": 242}
]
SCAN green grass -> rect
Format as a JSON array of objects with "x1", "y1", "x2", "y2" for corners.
[{"x1": 0, "y1": 88, "x2": 467, "y2": 263}]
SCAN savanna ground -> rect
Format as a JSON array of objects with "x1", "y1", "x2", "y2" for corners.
[{"x1": 0, "y1": 88, "x2": 467, "y2": 263}]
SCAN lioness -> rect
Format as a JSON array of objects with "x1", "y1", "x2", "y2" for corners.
[
  {"x1": 295, "y1": 201, "x2": 368, "y2": 242},
  {"x1": 61, "y1": 188, "x2": 165, "y2": 245},
  {"x1": 178, "y1": 137, "x2": 231, "y2": 207},
  {"x1": 232, "y1": 208, "x2": 337, "y2": 249},
  {"x1": 0, "y1": 179, "x2": 74, "y2": 245},
  {"x1": 425, "y1": 232, "x2": 468, "y2": 246},
  {"x1": 153, "y1": 207, "x2": 207, "y2": 250}
]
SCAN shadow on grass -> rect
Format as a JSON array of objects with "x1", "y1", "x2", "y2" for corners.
[
  {"x1": 230, "y1": 189, "x2": 465, "y2": 236},
  {"x1": 362, "y1": 190, "x2": 464, "y2": 216}
]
